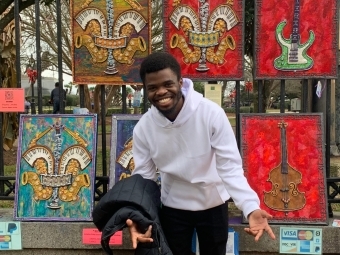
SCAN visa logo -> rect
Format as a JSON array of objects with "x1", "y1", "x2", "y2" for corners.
[{"x1": 282, "y1": 230, "x2": 297, "y2": 237}]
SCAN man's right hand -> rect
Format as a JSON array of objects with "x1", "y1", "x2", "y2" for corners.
[{"x1": 126, "y1": 219, "x2": 153, "y2": 249}]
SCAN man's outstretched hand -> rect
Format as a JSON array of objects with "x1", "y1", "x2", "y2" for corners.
[
  {"x1": 244, "y1": 209, "x2": 276, "y2": 241},
  {"x1": 126, "y1": 219, "x2": 153, "y2": 249}
]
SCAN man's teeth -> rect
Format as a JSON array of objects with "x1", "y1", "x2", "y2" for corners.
[{"x1": 159, "y1": 98, "x2": 170, "y2": 103}]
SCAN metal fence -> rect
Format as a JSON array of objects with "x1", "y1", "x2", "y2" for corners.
[{"x1": 1, "y1": 1, "x2": 339, "y2": 218}]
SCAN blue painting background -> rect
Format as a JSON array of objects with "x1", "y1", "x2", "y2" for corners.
[{"x1": 15, "y1": 115, "x2": 97, "y2": 221}]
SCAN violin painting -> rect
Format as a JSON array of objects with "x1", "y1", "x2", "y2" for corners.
[
  {"x1": 240, "y1": 113, "x2": 328, "y2": 225},
  {"x1": 264, "y1": 120, "x2": 306, "y2": 214}
]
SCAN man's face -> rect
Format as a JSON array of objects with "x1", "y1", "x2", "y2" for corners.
[{"x1": 145, "y1": 68, "x2": 183, "y2": 121}]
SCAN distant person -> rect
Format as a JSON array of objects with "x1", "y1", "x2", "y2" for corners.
[
  {"x1": 24, "y1": 97, "x2": 31, "y2": 114},
  {"x1": 49, "y1": 82, "x2": 66, "y2": 114}
]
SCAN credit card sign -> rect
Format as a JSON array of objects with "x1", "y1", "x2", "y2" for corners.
[{"x1": 280, "y1": 227, "x2": 322, "y2": 254}]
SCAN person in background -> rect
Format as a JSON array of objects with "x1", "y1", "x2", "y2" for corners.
[
  {"x1": 24, "y1": 97, "x2": 31, "y2": 114},
  {"x1": 50, "y1": 82, "x2": 60, "y2": 114},
  {"x1": 50, "y1": 82, "x2": 66, "y2": 114},
  {"x1": 126, "y1": 52, "x2": 276, "y2": 255}
]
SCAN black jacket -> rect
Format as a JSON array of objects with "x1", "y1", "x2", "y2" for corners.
[{"x1": 92, "y1": 174, "x2": 172, "y2": 255}]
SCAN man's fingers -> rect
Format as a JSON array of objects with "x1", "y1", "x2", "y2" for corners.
[
  {"x1": 261, "y1": 211, "x2": 273, "y2": 219},
  {"x1": 126, "y1": 219, "x2": 133, "y2": 227},
  {"x1": 254, "y1": 229, "x2": 264, "y2": 242},
  {"x1": 136, "y1": 226, "x2": 153, "y2": 245},
  {"x1": 137, "y1": 236, "x2": 154, "y2": 244},
  {"x1": 126, "y1": 220, "x2": 153, "y2": 249},
  {"x1": 244, "y1": 227, "x2": 276, "y2": 241},
  {"x1": 265, "y1": 226, "x2": 276, "y2": 239},
  {"x1": 144, "y1": 225, "x2": 152, "y2": 238},
  {"x1": 244, "y1": 228, "x2": 258, "y2": 235},
  {"x1": 131, "y1": 237, "x2": 138, "y2": 249},
  {"x1": 244, "y1": 228, "x2": 263, "y2": 242}
]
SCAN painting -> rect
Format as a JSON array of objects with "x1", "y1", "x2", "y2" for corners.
[
  {"x1": 109, "y1": 114, "x2": 142, "y2": 188},
  {"x1": 14, "y1": 114, "x2": 97, "y2": 221},
  {"x1": 240, "y1": 113, "x2": 328, "y2": 225},
  {"x1": 70, "y1": 0, "x2": 152, "y2": 85},
  {"x1": 254, "y1": 0, "x2": 338, "y2": 79},
  {"x1": 163, "y1": 0, "x2": 244, "y2": 80}
]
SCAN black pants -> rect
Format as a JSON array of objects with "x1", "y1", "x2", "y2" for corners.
[{"x1": 160, "y1": 203, "x2": 228, "y2": 255}]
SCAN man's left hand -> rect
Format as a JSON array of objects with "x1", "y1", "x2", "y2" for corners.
[{"x1": 244, "y1": 209, "x2": 276, "y2": 241}]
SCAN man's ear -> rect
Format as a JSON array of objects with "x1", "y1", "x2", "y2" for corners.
[{"x1": 179, "y1": 77, "x2": 183, "y2": 88}]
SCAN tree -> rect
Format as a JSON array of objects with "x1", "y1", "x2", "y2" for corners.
[
  {"x1": 0, "y1": 0, "x2": 55, "y2": 33},
  {"x1": 193, "y1": 81, "x2": 205, "y2": 95}
]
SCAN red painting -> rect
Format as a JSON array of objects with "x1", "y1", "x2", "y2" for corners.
[
  {"x1": 241, "y1": 114, "x2": 328, "y2": 225},
  {"x1": 255, "y1": 0, "x2": 338, "y2": 79},
  {"x1": 163, "y1": 0, "x2": 244, "y2": 80}
]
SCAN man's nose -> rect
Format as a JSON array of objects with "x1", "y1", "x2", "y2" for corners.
[{"x1": 156, "y1": 86, "x2": 167, "y2": 95}]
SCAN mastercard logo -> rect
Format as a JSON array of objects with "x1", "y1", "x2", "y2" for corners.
[{"x1": 298, "y1": 230, "x2": 313, "y2": 240}]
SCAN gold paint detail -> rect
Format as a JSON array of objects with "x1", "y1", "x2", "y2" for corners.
[
  {"x1": 58, "y1": 174, "x2": 91, "y2": 202},
  {"x1": 170, "y1": 34, "x2": 201, "y2": 64},
  {"x1": 74, "y1": 34, "x2": 108, "y2": 64},
  {"x1": 64, "y1": 127, "x2": 88, "y2": 147},
  {"x1": 28, "y1": 127, "x2": 53, "y2": 148},
  {"x1": 22, "y1": 172, "x2": 53, "y2": 201},
  {"x1": 206, "y1": 34, "x2": 236, "y2": 66},
  {"x1": 124, "y1": 0, "x2": 144, "y2": 11},
  {"x1": 113, "y1": 37, "x2": 146, "y2": 65}
]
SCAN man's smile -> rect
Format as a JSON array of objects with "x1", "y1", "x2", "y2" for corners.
[{"x1": 156, "y1": 97, "x2": 172, "y2": 106}]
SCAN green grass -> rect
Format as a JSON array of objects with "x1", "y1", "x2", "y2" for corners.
[
  {"x1": 95, "y1": 148, "x2": 110, "y2": 176},
  {"x1": 97, "y1": 125, "x2": 112, "y2": 135},
  {"x1": 4, "y1": 165, "x2": 16, "y2": 176},
  {"x1": 228, "y1": 117, "x2": 236, "y2": 126}
]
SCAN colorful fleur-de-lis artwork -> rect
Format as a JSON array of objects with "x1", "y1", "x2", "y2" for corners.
[
  {"x1": 71, "y1": 0, "x2": 151, "y2": 84},
  {"x1": 14, "y1": 115, "x2": 97, "y2": 221},
  {"x1": 109, "y1": 115, "x2": 141, "y2": 188},
  {"x1": 164, "y1": 0, "x2": 244, "y2": 80}
]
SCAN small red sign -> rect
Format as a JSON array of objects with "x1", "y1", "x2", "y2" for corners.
[
  {"x1": 82, "y1": 228, "x2": 123, "y2": 245},
  {"x1": 0, "y1": 88, "x2": 25, "y2": 112}
]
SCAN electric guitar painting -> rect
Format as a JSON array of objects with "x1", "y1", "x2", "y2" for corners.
[{"x1": 273, "y1": 0, "x2": 315, "y2": 71}]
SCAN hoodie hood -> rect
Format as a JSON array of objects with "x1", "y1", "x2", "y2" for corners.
[{"x1": 150, "y1": 78, "x2": 203, "y2": 128}]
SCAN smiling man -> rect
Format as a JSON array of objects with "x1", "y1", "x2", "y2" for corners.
[{"x1": 127, "y1": 52, "x2": 275, "y2": 255}]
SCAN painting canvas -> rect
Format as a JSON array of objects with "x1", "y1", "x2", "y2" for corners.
[
  {"x1": 70, "y1": 0, "x2": 152, "y2": 84},
  {"x1": 163, "y1": 0, "x2": 244, "y2": 80},
  {"x1": 240, "y1": 113, "x2": 328, "y2": 225},
  {"x1": 254, "y1": 0, "x2": 338, "y2": 79},
  {"x1": 109, "y1": 114, "x2": 142, "y2": 188},
  {"x1": 14, "y1": 114, "x2": 97, "y2": 221}
]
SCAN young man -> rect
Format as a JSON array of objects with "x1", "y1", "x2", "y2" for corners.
[{"x1": 127, "y1": 52, "x2": 275, "y2": 255}]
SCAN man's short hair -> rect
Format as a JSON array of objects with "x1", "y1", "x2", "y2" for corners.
[
  {"x1": 55, "y1": 82, "x2": 59, "y2": 87},
  {"x1": 139, "y1": 52, "x2": 181, "y2": 84}
]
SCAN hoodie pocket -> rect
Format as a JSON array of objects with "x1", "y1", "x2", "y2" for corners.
[{"x1": 162, "y1": 179, "x2": 225, "y2": 210}]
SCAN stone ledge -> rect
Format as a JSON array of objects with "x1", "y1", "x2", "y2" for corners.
[{"x1": 1, "y1": 209, "x2": 340, "y2": 254}]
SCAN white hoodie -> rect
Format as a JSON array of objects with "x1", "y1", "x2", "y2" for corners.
[{"x1": 132, "y1": 78, "x2": 260, "y2": 217}]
